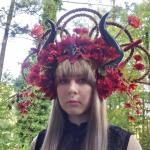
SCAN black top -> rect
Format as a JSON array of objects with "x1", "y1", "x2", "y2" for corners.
[{"x1": 35, "y1": 119, "x2": 131, "y2": 150}]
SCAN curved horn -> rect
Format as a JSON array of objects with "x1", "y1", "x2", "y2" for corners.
[
  {"x1": 43, "y1": 19, "x2": 57, "y2": 49},
  {"x1": 99, "y1": 13, "x2": 124, "y2": 67}
]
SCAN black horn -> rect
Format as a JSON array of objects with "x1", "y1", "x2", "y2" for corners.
[
  {"x1": 43, "y1": 19, "x2": 57, "y2": 49},
  {"x1": 99, "y1": 13, "x2": 124, "y2": 67}
]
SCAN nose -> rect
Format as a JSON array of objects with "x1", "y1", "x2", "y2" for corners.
[{"x1": 68, "y1": 80, "x2": 78, "y2": 95}]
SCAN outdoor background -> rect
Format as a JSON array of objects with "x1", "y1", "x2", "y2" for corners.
[{"x1": 0, "y1": 0, "x2": 150, "y2": 150}]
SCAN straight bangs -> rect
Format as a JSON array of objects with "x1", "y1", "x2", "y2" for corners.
[{"x1": 56, "y1": 59, "x2": 96, "y2": 87}]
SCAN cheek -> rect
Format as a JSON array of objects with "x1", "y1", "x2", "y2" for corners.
[
  {"x1": 81, "y1": 86, "x2": 92, "y2": 104},
  {"x1": 57, "y1": 86, "x2": 66, "y2": 98},
  {"x1": 57, "y1": 86, "x2": 67, "y2": 106}
]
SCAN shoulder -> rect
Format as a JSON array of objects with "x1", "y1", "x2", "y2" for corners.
[
  {"x1": 30, "y1": 129, "x2": 47, "y2": 150},
  {"x1": 109, "y1": 125, "x2": 131, "y2": 138},
  {"x1": 30, "y1": 136, "x2": 38, "y2": 150},
  {"x1": 127, "y1": 135, "x2": 142, "y2": 150},
  {"x1": 108, "y1": 125, "x2": 132, "y2": 150}
]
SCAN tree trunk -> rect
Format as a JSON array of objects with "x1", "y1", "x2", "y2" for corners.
[{"x1": 0, "y1": 0, "x2": 15, "y2": 81}]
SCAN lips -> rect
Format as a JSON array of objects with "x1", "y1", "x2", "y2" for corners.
[{"x1": 67, "y1": 100, "x2": 80, "y2": 105}]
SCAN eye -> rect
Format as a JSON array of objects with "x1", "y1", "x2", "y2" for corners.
[
  {"x1": 58, "y1": 78, "x2": 69, "y2": 85},
  {"x1": 77, "y1": 78, "x2": 87, "y2": 84}
]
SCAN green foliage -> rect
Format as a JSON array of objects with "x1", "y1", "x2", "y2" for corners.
[
  {"x1": 0, "y1": 83, "x2": 51, "y2": 149},
  {"x1": 107, "y1": 87, "x2": 150, "y2": 149},
  {"x1": 0, "y1": 80, "x2": 18, "y2": 149},
  {"x1": 15, "y1": 98, "x2": 51, "y2": 149},
  {"x1": 12, "y1": 74, "x2": 51, "y2": 149},
  {"x1": 41, "y1": 0, "x2": 62, "y2": 28},
  {"x1": 110, "y1": 1, "x2": 150, "y2": 49},
  {"x1": 0, "y1": 71, "x2": 52, "y2": 149},
  {"x1": 139, "y1": 128, "x2": 150, "y2": 150},
  {"x1": 133, "y1": 1, "x2": 150, "y2": 49}
]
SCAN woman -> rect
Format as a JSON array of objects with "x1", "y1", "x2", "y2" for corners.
[
  {"x1": 30, "y1": 60, "x2": 142, "y2": 150},
  {"x1": 24, "y1": 8, "x2": 144, "y2": 150}
]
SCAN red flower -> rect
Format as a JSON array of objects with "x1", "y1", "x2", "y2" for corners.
[
  {"x1": 96, "y1": 77, "x2": 113, "y2": 100},
  {"x1": 31, "y1": 24, "x2": 44, "y2": 39},
  {"x1": 128, "y1": 83, "x2": 137, "y2": 92},
  {"x1": 133, "y1": 63, "x2": 145, "y2": 70},
  {"x1": 17, "y1": 101, "x2": 32, "y2": 115},
  {"x1": 133, "y1": 54, "x2": 143, "y2": 61},
  {"x1": 128, "y1": 116, "x2": 135, "y2": 122},
  {"x1": 128, "y1": 16, "x2": 140, "y2": 28},
  {"x1": 135, "y1": 110, "x2": 142, "y2": 115},
  {"x1": 136, "y1": 100, "x2": 142, "y2": 106},
  {"x1": 124, "y1": 102, "x2": 132, "y2": 109},
  {"x1": 96, "y1": 68, "x2": 123, "y2": 100},
  {"x1": 27, "y1": 64, "x2": 41, "y2": 85},
  {"x1": 132, "y1": 95, "x2": 139, "y2": 100}
]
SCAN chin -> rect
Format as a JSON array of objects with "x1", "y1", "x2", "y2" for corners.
[{"x1": 66, "y1": 109, "x2": 83, "y2": 116}]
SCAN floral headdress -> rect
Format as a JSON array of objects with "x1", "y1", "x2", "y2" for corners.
[{"x1": 21, "y1": 8, "x2": 150, "y2": 117}]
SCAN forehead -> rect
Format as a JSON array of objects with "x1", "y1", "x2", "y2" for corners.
[
  {"x1": 60, "y1": 74, "x2": 85, "y2": 79},
  {"x1": 56, "y1": 72, "x2": 87, "y2": 82}
]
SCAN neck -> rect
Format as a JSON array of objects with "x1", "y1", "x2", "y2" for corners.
[{"x1": 68, "y1": 113, "x2": 88, "y2": 126}]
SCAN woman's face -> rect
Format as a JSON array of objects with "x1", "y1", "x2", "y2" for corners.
[{"x1": 57, "y1": 76, "x2": 92, "y2": 118}]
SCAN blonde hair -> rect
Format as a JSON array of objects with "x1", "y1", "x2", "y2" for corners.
[{"x1": 41, "y1": 59, "x2": 108, "y2": 150}]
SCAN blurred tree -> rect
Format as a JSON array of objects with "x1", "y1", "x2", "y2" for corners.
[
  {"x1": 0, "y1": 0, "x2": 15, "y2": 81},
  {"x1": 0, "y1": 0, "x2": 42, "y2": 81}
]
